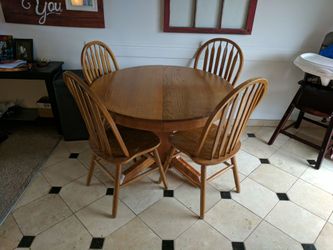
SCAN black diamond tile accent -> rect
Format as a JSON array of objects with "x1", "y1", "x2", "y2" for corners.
[
  {"x1": 162, "y1": 240, "x2": 174, "y2": 250},
  {"x1": 232, "y1": 241, "x2": 245, "y2": 250},
  {"x1": 49, "y1": 186, "x2": 62, "y2": 194},
  {"x1": 164, "y1": 190, "x2": 174, "y2": 197},
  {"x1": 106, "y1": 188, "x2": 114, "y2": 196},
  {"x1": 18, "y1": 236, "x2": 35, "y2": 248},
  {"x1": 302, "y1": 243, "x2": 317, "y2": 250},
  {"x1": 247, "y1": 133, "x2": 256, "y2": 138},
  {"x1": 307, "y1": 160, "x2": 316, "y2": 166},
  {"x1": 90, "y1": 237, "x2": 105, "y2": 249},
  {"x1": 69, "y1": 153, "x2": 79, "y2": 159},
  {"x1": 220, "y1": 191, "x2": 232, "y2": 199},
  {"x1": 277, "y1": 193, "x2": 289, "y2": 201},
  {"x1": 260, "y1": 158, "x2": 270, "y2": 164}
]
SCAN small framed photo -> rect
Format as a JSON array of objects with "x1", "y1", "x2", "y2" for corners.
[
  {"x1": 14, "y1": 39, "x2": 33, "y2": 62},
  {"x1": 0, "y1": 35, "x2": 14, "y2": 61},
  {"x1": 65, "y1": 0, "x2": 98, "y2": 12}
]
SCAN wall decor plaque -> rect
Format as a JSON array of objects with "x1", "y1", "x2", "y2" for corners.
[
  {"x1": 164, "y1": 0, "x2": 258, "y2": 34},
  {"x1": 0, "y1": 0, "x2": 105, "y2": 28}
]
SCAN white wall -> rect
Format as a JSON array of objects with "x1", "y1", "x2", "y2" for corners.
[{"x1": 1, "y1": 0, "x2": 333, "y2": 118}]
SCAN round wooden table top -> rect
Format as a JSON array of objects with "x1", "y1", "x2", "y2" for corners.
[{"x1": 91, "y1": 65, "x2": 233, "y2": 132}]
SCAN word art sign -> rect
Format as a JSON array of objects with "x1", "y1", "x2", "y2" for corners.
[
  {"x1": 21, "y1": 0, "x2": 63, "y2": 25},
  {"x1": 1, "y1": 0, "x2": 105, "y2": 28}
]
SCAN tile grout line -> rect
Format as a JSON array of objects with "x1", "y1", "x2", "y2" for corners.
[
  {"x1": 137, "y1": 197, "x2": 199, "y2": 240},
  {"x1": 244, "y1": 139, "x2": 333, "y2": 196},
  {"x1": 6, "y1": 134, "x2": 332, "y2": 248},
  {"x1": 247, "y1": 168, "x2": 324, "y2": 245}
]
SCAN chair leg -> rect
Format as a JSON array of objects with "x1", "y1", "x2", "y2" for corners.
[
  {"x1": 231, "y1": 157, "x2": 240, "y2": 193},
  {"x1": 200, "y1": 165, "x2": 206, "y2": 219},
  {"x1": 86, "y1": 154, "x2": 97, "y2": 186},
  {"x1": 159, "y1": 147, "x2": 176, "y2": 184},
  {"x1": 294, "y1": 111, "x2": 304, "y2": 129},
  {"x1": 315, "y1": 117, "x2": 333, "y2": 169},
  {"x1": 112, "y1": 164, "x2": 122, "y2": 218},
  {"x1": 153, "y1": 149, "x2": 168, "y2": 189},
  {"x1": 164, "y1": 147, "x2": 176, "y2": 174},
  {"x1": 268, "y1": 90, "x2": 300, "y2": 145}
]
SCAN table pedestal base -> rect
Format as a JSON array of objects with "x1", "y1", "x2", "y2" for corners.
[{"x1": 155, "y1": 131, "x2": 201, "y2": 187}]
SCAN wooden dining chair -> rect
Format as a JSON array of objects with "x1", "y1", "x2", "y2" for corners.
[
  {"x1": 194, "y1": 38, "x2": 244, "y2": 86},
  {"x1": 63, "y1": 71, "x2": 168, "y2": 218},
  {"x1": 163, "y1": 77, "x2": 268, "y2": 219},
  {"x1": 81, "y1": 40, "x2": 120, "y2": 85}
]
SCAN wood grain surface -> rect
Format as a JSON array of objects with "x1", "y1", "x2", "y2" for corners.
[{"x1": 91, "y1": 65, "x2": 233, "y2": 132}]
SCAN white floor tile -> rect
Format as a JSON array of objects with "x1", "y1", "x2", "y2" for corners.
[
  {"x1": 14, "y1": 173, "x2": 50, "y2": 209},
  {"x1": 76, "y1": 196, "x2": 136, "y2": 237},
  {"x1": 13, "y1": 195, "x2": 72, "y2": 235},
  {"x1": 42, "y1": 142, "x2": 69, "y2": 168},
  {"x1": 232, "y1": 178, "x2": 279, "y2": 218},
  {"x1": 249, "y1": 164, "x2": 297, "y2": 193},
  {"x1": 31, "y1": 216, "x2": 91, "y2": 250},
  {"x1": 104, "y1": 217, "x2": 161, "y2": 250},
  {"x1": 176, "y1": 220, "x2": 232, "y2": 250},
  {"x1": 315, "y1": 222, "x2": 333, "y2": 250},
  {"x1": 6, "y1": 126, "x2": 333, "y2": 248},
  {"x1": 266, "y1": 202, "x2": 325, "y2": 243},
  {"x1": 0, "y1": 237, "x2": 19, "y2": 250},
  {"x1": 210, "y1": 169, "x2": 246, "y2": 192},
  {"x1": 301, "y1": 161, "x2": 333, "y2": 194},
  {"x1": 0, "y1": 215, "x2": 22, "y2": 250},
  {"x1": 287, "y1": 179, "x2": 333, "y2": 220},
  {"x1": 280, "y1": 139, "x2": 318, "y2": 160},
  {"x1": 245, "y1": 221, "x2": 302, "y2": 250},
  {"x1": 77, "y1": 148, "x2": 93, "y2": 168},
  {"x1": 256, "y1": 126, "x2": 290, "y2": 148},
  {"x1": 60, "y1": 176, "x2": 106, "y2": 212},
  {"x1": 269, "y1": 150, "x2": 308, "y2": 177},
  {"x1": 175, "y1": 183, "x2": 220, "y2": 215},
  {"x1": 236, "y1": 150, "x2": 261, "y2": 176},
  {"x1": 329, "y1": 213, "x2": 333, "y2": 224},
  {"x1": 42, "y1": 159, "x2": 87, "y2": 186},
  {"x1": 139, "y1": 198, "x2": 197, "y2": 239},
  {"x1": 119, "y1": 177, "x2": 164, "y2": 214},
  {"x1": 241, "y1": 138, "x2": 278, "y2": 159},
  {"x1": 205, "y1": 199, "x2": 261, "y2": 241}
]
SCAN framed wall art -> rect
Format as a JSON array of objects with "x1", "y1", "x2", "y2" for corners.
[
  {"x1": 0, "y1": 0, "x2": 105, "y2": 28},
  {"x1": 164, "y1": 0, "x2": 258, "y2": 34}
]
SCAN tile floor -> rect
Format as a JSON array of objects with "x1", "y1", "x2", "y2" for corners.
[{"x1": 1, "y1": 126, "x2": 333, "y2": 250}]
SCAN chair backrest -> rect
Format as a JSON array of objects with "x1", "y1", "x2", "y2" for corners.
[
  {"x1": 81, "y1": 40, "x2": 120, "y2": 85},
  {"x1": 195, "y1": 77, "x2": 268, "y2": 160},
  {"x1": 194, "y1": 38, "x2": 244, "y2": 86},
  {"x1": 63, "y1": 71, "x2": 129, "y2": 158}
]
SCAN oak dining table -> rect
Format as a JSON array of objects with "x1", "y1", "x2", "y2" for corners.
[{"x1": 91, "y1": 65, "x2": 233, "y2": 186}]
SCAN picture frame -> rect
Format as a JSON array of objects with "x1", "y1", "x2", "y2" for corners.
[
  {"x1": 65, "y1": 0, "x2": 98, "y2": 12},
  {"x1": 164, "y1": 0, "x2": 258, "y2": 35},
  {"x1": 14, "y1": 39, "x2": 33, "y2": 62},
  {"x1": 0, "y1": 35, "x2": 14, "y2": 62}
]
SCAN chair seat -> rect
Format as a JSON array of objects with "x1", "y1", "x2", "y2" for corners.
[
  {"x1": 170, "y1": 125, "x2": 241, "y2": 165},
  {"x1": 91, "y1": 126, "x2": 160, "y2": 162}
]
